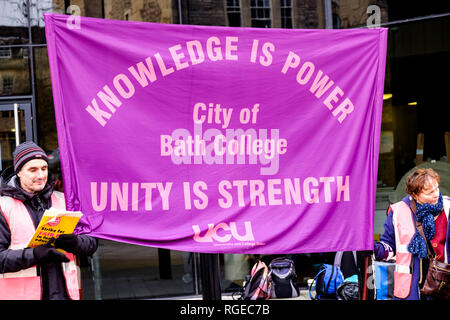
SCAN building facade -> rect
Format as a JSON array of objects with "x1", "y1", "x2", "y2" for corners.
[{"x1": 1, "y1": 0, "x2": 449, "y2": 299}]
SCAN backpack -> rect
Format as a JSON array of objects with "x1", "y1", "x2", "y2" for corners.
[
  {"x1": 235, "y1": 260, "x2": 272, "y2": 300},
  {"x1": 337, "y1": 275, "x2": 359, "y2": 300},
  {"x1": 269, "y1": 257, "x2": 299, "y2": 298},
  {"x1": 309, "y1": 264, "x2": 344, "y2": 300}
]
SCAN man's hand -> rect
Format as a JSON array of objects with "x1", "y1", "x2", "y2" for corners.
[
  {"x1": 33, "y1": 239, "x2": 70, "y2": 263},
  {"x1": 54, "y1": 234, "x2": 79, "y2": 254}
]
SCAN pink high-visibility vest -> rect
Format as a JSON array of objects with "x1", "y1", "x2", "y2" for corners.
[
  {"x1": 0, "y1": 192, "x2": 81, "y2": 300},
  {"x1": 390, "y1": 201, "x2": 416, "y2": 299}
]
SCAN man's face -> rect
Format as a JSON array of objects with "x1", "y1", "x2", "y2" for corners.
[
  {"x1": 17, "y1": 159, "x2": 48, "y2": 194},
  {"x1": 414, "y1": 178, "x2": 440, "y2": 205}
]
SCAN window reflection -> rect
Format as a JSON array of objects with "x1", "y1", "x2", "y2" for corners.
[
  {"x1": 83, "y1": 239, "x2": 197, "y2": 299},
  {"x1": 30, "y1": 0, "x2": 64, "y2": 43},
  {"x1": 33, "y1": 46, "x2": 58, "y2": 151},
  {"x1": 0, "y1": 46, "x2": 30, "y2": 96},
  {"x1": 0, "y1": 0, "x2": 30, "y2": 44}
]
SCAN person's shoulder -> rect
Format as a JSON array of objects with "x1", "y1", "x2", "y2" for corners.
[
  {"x1": 386, "y1": 196, "x2": 411, "y2": 218},
  {"x1": 400, "y1": 195, "x2": 411, "y2": 204},
  {"x1": 442, "y1": 195, "x2": 450, "y2": 215},
  {"x1": 52, "y1": 190, "x2": 65, "y2": 198}
]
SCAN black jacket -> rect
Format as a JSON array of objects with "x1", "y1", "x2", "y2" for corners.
[{"x1": 0, "y1": 167, "x2": 98, "y2": 300}]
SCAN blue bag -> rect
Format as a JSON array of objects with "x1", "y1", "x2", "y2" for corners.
[
  {"x1": 373, "y1": 260, "x2": 395, "y2": 300},
  {"x1": 309, "y1": 264, "x2": 344, "y2": 300}
]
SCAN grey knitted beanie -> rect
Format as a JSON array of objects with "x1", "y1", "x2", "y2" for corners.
[{"x1": 13, "y1": 141, "x2": 49, "y2": 173}]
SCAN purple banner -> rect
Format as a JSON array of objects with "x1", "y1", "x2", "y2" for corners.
[{"x1": 45, "y1": 13, "x2": 387, "y2": 253}]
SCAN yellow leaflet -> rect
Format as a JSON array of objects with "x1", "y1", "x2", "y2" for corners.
[{"x1": 27, "y1": 208, "x2": 83, "y2": 249}]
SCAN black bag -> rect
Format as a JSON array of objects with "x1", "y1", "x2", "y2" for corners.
[
  {"x1": 269, "y1": 257, "x2": 299, "y2": 298},
  {"x1": 337, "y1": 281, "x2": 359, "y2": 300}
]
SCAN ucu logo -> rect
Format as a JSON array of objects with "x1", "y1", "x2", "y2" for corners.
[{"x1": 192, "y1": 221, "x2": 255, "y2": 243}]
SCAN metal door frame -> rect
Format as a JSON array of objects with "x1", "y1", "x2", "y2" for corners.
[{"x1": 0, "y1": 100, "x2": 34, "y2": 143}]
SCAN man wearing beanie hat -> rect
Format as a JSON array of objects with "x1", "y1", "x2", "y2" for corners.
[
  {"x1": 12, "y1": 141, "x2": 50, "y2": 194},
  {"x1": 0, "y1": 141, "x2": 97, "y2": 300}
]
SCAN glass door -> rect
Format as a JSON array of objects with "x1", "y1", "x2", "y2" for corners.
[{"x1": 0, "y1": 102, "x2": 33, "y2": 172}]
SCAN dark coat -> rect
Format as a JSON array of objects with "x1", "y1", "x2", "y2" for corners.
[{"x1": 0, "y1": 167, "x2": 97, "y2": 300}]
